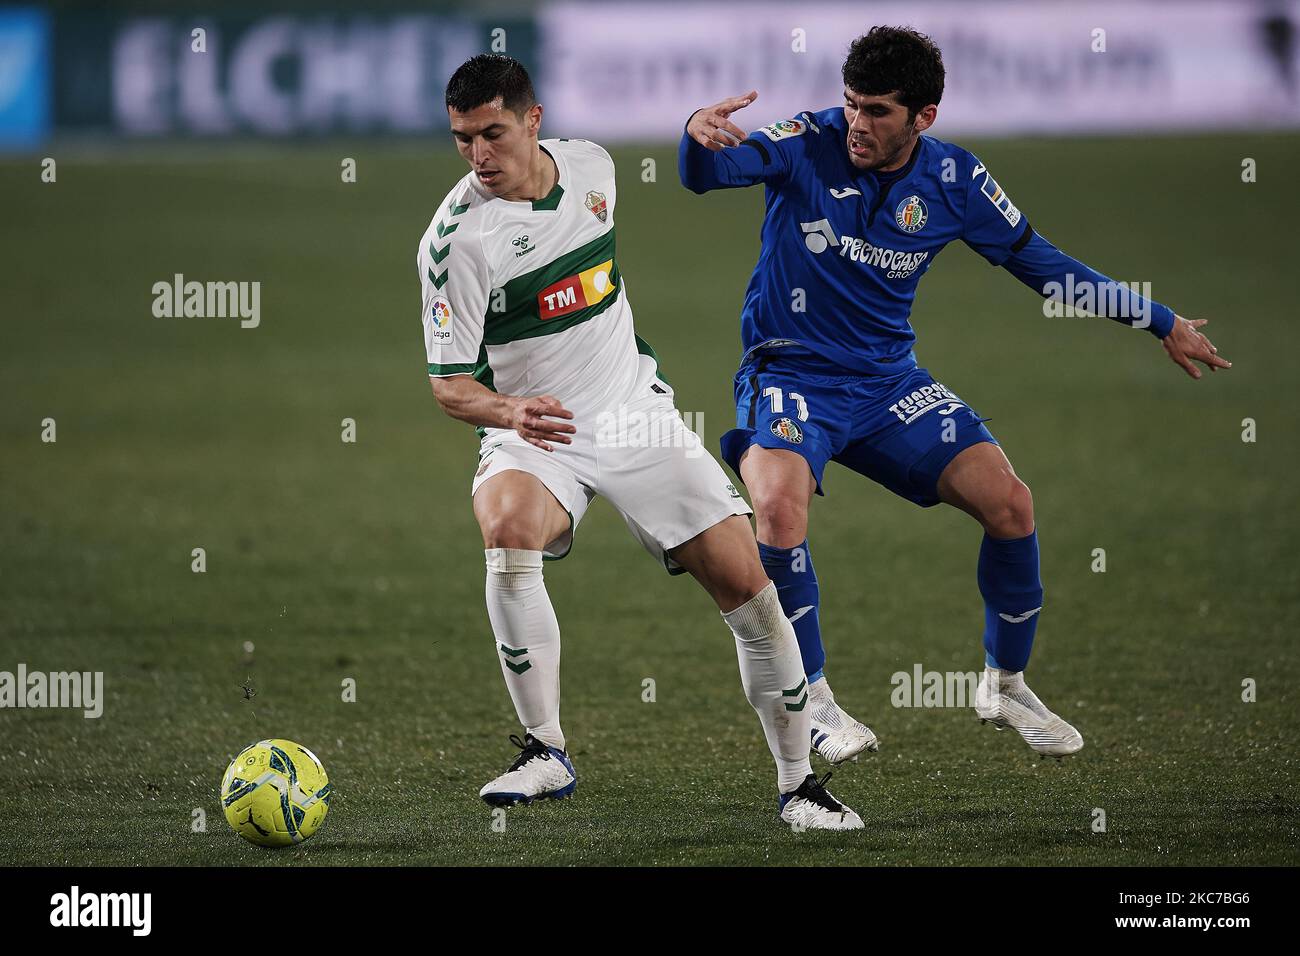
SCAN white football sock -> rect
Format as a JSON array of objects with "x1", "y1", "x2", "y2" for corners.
[
  {"x1": 722, "y1": 582, "x2": 814, "y2": 793},
  {"x1": 485, "y1": 548, "x2": 564, "y2": 751},
  {"x1": 984, "y1": 666, "x2": 1022, "y2": 695},
  {"x1": 985, "y1": 666, "x2": 1049, "y2": 718}
]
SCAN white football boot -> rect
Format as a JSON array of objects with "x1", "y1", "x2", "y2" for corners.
[
  {"x1": 975, "y1": 666, "x2": 1084, "y2": 757},
  {"x1": 808, "y1": 678, "x2": 879, "y2": 764},
  {"x1": 778, "y1": 772, "x2": 865, "y2": 831},
  {"x1": 479, "y1": 733, "x2": 577, "y2": 806}
]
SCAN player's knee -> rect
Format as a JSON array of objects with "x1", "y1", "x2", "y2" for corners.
[
  {"x1": 717, "y1": 567, "x2": 777, "y2": 615},
  {"x1": 985, "y1": 477, "x2": 1035, "y2": 539},
  {"x1": 478, "y1": 511, "x2": 544, "y2": 551},
  {"x1": 752, "y1": 490, "x2": 809, "y2": 547}
]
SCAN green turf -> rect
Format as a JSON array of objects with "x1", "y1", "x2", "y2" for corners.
[{"x1": 1, "y1": 133, "x2": 1298, "y2": 865}]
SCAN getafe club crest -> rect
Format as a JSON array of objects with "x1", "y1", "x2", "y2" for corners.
[
  {"x1": 585, "y1": 190, "x2": 608, "y2": 223},
  {"x1": 770, "y1": 417, "x2": 804, "y2": 444},
  {"x1": 895, "y1": 195, "x2": 928, "y2": 234}
]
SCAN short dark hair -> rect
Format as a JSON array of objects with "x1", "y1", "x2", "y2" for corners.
[
  {"x1": 842, "y1": 26, "x2": 945, "y2": 119},
  {"x1": 445, "y1": 54, "x2": 536, "y2": 115}
]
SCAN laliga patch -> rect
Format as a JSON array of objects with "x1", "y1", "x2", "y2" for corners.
[
  {"x1": 895, "y1": 195, "x2": 928, "y2": 233},
  {"x1": 428, "y1": 296, "x2": 453, "y2": 343},
  {"x1": 759, "y1": 119, "x2": 806, "y2": 142},
  {"x1": 770, "y1": 417, "x2": 804, "y2": 444}
]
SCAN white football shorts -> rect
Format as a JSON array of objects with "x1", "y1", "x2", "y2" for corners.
[{"x1": 470, "y1": 386, "x2": 751, "y2": 572}]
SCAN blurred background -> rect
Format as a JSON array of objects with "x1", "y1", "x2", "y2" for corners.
[
  {"x1": 3, "y1": 0, "x2": 1300, "y2": 149},
  {"x1": 2, "y1": 0, "x2": 1298, "y2": 866}
]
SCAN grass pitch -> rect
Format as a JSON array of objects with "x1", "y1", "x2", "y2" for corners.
[{"x1": 1, "y1": 132, "x2": 1298, "y2": 865}]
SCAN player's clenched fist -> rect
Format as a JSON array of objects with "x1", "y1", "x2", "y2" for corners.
[
  {"x1": 510, "y1": 394, "x2": 576, "y2": 451},
  {"x1": 1162, "y1": 316, "x2": 1231, "y2": 380},
  {"x1": 687, "y1": 90, "x2": 759, "y2": 152}
]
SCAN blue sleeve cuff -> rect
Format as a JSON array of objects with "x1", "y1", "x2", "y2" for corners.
[
  {"x1": 679, "y1": 116, "x2": 771, "y2": 193},
  {"x1": 678, "y1": 121, "x2": 714, "y2": 193},
  {"x1": 1150, "y1": 304, "x2": 1176, "y2": 339}
]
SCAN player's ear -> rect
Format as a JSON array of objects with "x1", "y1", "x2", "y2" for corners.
[
  {"x1": 913, "y1": 104, "x2": 938, "y2": 133},
  {"x1": 526, "y1": 103, "x2": 543, "y2": 137}
]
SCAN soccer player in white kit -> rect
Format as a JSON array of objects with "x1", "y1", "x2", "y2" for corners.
[{"x1": 419, "y1": 55, "x2": 861, "y2": 830}]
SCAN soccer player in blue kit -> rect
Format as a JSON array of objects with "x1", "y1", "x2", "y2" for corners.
[{"x1": 679, "y1": 26, "x2": 1230, "y2": 762}]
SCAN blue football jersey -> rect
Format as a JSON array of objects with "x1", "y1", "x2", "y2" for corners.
[{"x1": 679, "y1": 107, "x2": 1174, "y2": 375}]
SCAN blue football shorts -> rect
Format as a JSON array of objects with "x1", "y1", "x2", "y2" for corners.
[{"x1": 720, "y1": 352, "x2": 998, "y2": 505}]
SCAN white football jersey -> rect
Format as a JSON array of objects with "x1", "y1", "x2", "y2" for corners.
[{"x1": 419, "y1": 138, "x2": 663, "y2": 423}]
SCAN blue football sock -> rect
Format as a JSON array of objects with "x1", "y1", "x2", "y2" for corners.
[
  {"x1": 757, "y1": 539, "x2": 826, "y2": 678},
  {"x1": 977, "y1": 530, "x2": 1043, "y2": 672}
]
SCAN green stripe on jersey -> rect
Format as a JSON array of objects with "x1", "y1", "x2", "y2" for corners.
[
  {"x1": 428, "y1": 343, "x2": 495, "y2": 390},
  {"x1": 485, "y1": 229, "x2": 620, "y2": 346},
  {"x1": 634, "y1": 333, "x2": 670, "y2": 386},
  {"x1": 428, "y1": 346, "x2": 496, "y2": 439},
  {"x1": 532, "y1": 182, "x2": 564, "y2": 211},
  {"x1": 471, "y1": 343, "x2": 496, "y2": 439},
  {"x1": 472, "y1": 342, "x2": 496, "y2": 393}
]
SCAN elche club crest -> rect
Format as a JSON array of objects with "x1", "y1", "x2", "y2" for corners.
[
  {"x1": 895, "y1": 195, "x2": 928, "y2": 233},
  {"x1": 585, "y1": 190, "x2": 607, "y2": 222}
]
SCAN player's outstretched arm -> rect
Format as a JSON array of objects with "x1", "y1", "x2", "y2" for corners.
[
  {"x1": 964, "y1": 158, "x2": 1231, "y2": 381},
  {"x1": 430, "y1": 375, "x2": 576, "y2": 452},
  {"x1": 1161, "y1": 316, "x2": 1231, "y2": 380},
  {"x1": 678, "y1": 90, "x2": 778, "y2": 194},
  {"x1": 1000, "y1": 235, "x2": 1232, "y2": 379}
]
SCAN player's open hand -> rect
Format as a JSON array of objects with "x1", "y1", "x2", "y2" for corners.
[
  {"x1": 1163, "y1": 316, "x2": 1231, "y2": 380},
  {"x1": 687, "y1": 91, "x2": 758, "y2": 152},
  {"x1": 511, "y1": 395, "x2": 576, "y2": 452}
]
